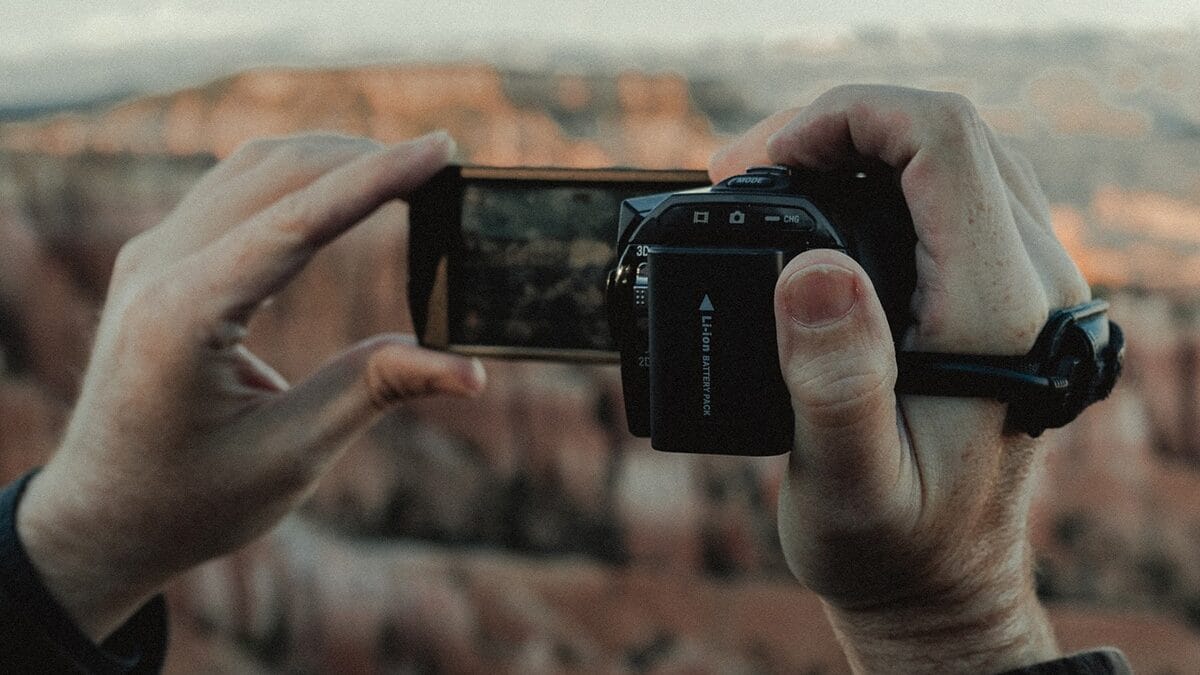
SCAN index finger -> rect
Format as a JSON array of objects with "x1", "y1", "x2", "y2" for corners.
[
  {"x1": 707, "y1": 107, "x2": 800, "y2": 182},
  {"x1": 190, "y1": 131, "x2": 455, "y2": 326},
  {"x1": 766, "y1": 86, "x2": 1047, "y2": 355}
]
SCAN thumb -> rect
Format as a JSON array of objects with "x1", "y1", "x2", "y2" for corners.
[
  {"x1": 775, "y1": 249, "x2": 904, "y2": 507},
  {"x1": 262, "y1": 334, "x2": 485, "y2": 465}
]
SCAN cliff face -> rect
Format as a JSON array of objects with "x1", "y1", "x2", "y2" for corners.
[
  {"x1": 6, "y1": 63, "x2": 1200, "y2": 291},
  {"x1": 0, "y1": 65, "x2": 723, "y2": 169},
  {"x1": 1, "y1": 64, "x2": 1199, "y2": 672}
]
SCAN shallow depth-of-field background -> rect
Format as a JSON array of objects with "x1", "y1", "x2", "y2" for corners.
[{"x1": 2, "y1": 28, "x2": 1200, "y2": 673}]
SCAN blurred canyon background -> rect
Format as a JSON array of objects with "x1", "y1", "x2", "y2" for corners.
[{"x1": 2, "y1": 21, "x2": 1200, "y2": 674}]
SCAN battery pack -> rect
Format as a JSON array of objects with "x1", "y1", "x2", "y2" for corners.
[{"x1": 646, "y1": 246, "x2": 792, "y2": 455}]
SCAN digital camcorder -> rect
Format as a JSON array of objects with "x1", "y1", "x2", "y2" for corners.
[{"x1": 408, "y1": 164, "x2": 1123, "y2": 456}]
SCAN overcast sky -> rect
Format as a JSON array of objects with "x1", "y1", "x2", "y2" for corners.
[{"x1": 3, "y1": 1, "x2": 1200, "y2": 107}]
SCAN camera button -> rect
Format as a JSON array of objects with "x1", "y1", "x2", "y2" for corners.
[
  {"x1": 745, "y1": 165, "x2": 791, "y2": 175},
  {"x1": 721, "y1": 174, "x2": 778, "y2": 189},
  {"x1": 763, "y1": 208, "x2": 816, "y2": 229}
]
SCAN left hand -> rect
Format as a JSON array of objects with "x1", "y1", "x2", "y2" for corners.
[{"x1": 17, "y1": 131, "x2": 486, "y2": 642}]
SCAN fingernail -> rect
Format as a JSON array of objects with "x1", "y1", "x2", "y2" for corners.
[
  {"x1": 437, "y1": 357, "x2": 486, "y2": 398},
  {"x1": 464, "y1": 357, "x2": 487, "y2": 395},
  {"x1": 783, "y1": 264, "x2": 858, "y2": 327}
]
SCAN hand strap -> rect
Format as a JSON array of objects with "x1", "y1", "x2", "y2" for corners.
[{"x1": 895, "y1": 300, "x2": 1124, "y2": 436}]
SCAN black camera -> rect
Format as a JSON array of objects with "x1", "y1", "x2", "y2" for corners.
[
  {"x1": 605, "y1": 165, "x2": 917, "y2": 455},
  {"x1": 408, "y1": 164, "x2": 1122, "y2": 457}
]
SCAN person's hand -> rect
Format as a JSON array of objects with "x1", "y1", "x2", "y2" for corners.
[
  {"x1": 16, "y1": 131, "x2": 486, "y2": 642},
  {"x1": 710, "y1": 86, "x2": 1088, "y2": 673}
]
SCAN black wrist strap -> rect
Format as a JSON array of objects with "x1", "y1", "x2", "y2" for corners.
[{"x1": 895, "y1": 300, "x2": 1125, "y2": 437}]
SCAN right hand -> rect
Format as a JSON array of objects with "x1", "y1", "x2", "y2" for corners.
[{"x1": 710, "y1": 86, "x2": 1089, "y2": 673}]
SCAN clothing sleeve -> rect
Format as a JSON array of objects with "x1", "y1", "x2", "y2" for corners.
[
  {"x1": 998, "y1": 649, "x2": 1133, "y2": 674},
  {"x1": 0, "y1": 470, "x2": 168, "y2": 674}
]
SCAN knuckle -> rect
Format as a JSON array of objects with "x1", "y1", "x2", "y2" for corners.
[
  {"x1": 813, "y1": 84, "x2": 871, "y2": 112},
  {"x1": 364, "y1": 348, "x2": 436, "y2": 412},
  {"x1": 1005, "y1": 288, "x2": 1054, "y2": 351},
  {"x1": 930, "y1": 92, "x2": 987, "y2": 146},
  {"x1": 1031, "y1": 241, "x2": 1092, "y2": 310},
  {"x1": 844, "y1": 99, "x2": 877, "y2": 128},
  {"x1": 112, "y1": 233, "x2": 150, "y2": 279},
  {"x1": 316, "y1": 132, "x2": 382, "y2": 153},
  {"x1": 1054, "y1": 268, "x2": 1092, "y2": 308},
  {"x1": 936, "y1": 91, "x2": 979, "y2": 121},
  {"x1": 824, "y1": 83, "x2": 867, "y2": 100},
  {"x1": 102, "y1": 256, "x2": 218, "y2": 362},
  {"x1": 271, "y1": 194, "x2": 319, "y2": 246},
  {"x1": 108, "y1": 277, "x2": 189, "y2": 353},
  {"x1": 128, "y1": 275, "x2": 184, "y2": 316},
  {"x1": 228, "y1": 137, "x2": 280, "y2": 167},
  {"x1": 263, "y1": 139, "x2": 313, "y2": 170},
  {"x1": 266, "y1": 133, "x2": 379, "y2": 169}
]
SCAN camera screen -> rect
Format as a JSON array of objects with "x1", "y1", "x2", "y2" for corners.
[{"x1": 451, "y1": 184, "x2": 624, "y2": 354}]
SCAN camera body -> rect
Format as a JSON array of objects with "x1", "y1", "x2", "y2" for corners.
[
  {"x1": 409, "y1": 164, "x2": 1120, "y2": 454},
  {"x1": 605, "y1": 165, "x2": 917, "y2": 455}
]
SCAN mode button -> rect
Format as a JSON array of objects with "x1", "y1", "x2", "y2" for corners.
[{"x1": 719, "y1": 174, "x2": 780, "y2": 190}]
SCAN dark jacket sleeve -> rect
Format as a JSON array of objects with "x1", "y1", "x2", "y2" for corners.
[{"x1": 0, "y1": 470, "x2": 168, "y2": 674}]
